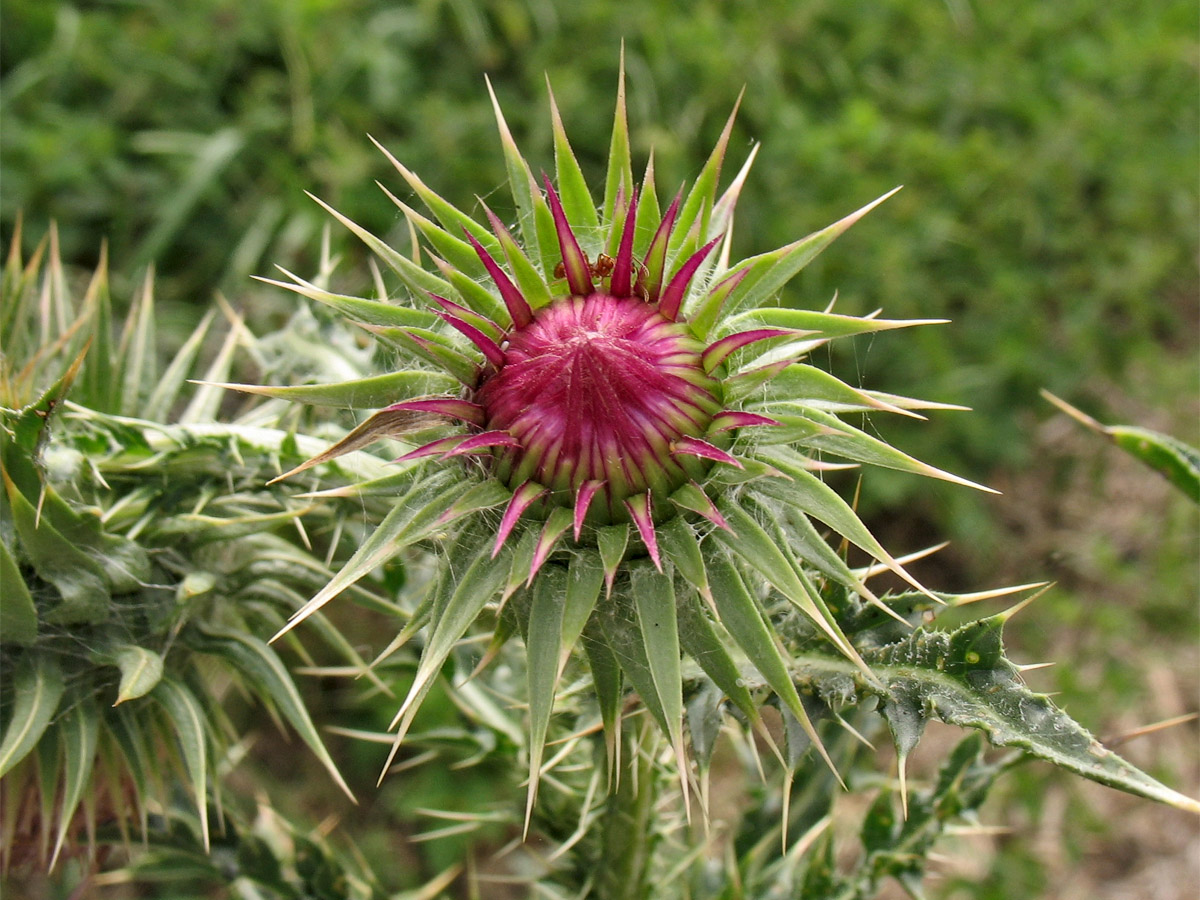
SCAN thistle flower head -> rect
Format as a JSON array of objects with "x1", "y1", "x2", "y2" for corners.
[{"x1": 258, "y1": 67, "x2": 991, "y2": 819}]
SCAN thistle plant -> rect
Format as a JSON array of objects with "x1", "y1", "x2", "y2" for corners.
[
  {"x1": 247, "y1": 64, "x2": 1198, "y2": 867},
  {"x1": 0, "y1": 226, "x2": 389, "y2": 875}
]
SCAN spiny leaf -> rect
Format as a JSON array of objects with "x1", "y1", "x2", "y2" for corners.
[
  {"x1": 369, "y1": 135, "x2": 507, "y2": 265},
  {"x1": 196, "y1": 627, "x2": 354, "y2": 800},
  {"x1": 753, "y1": 364, "x2": 922, "y2": 419},
  {"x1": 151, "y1": 678, "x2": 210, "y2": 849},
  {"x1": 117, "y1": 268, "x2": 157, "y2": 416},
  {"x1": 658, "y1": 517, "x2": 711, "y2": 601},
  {"x1": 2, "y1": 467, "x2": 110, "y2": 624},
  {"x1": 602, "y1": 54, "x2": 634, "y2": 231},
  {"x1": 719, "y1": 188, "x2": 902, "y2": 320},
  {"x1": 0, "y1": 655, "x2": 65, "y2": 777},
  {"x1": 178, "y1": 305, "x2": 246, "y2": 425},
  {"x1": 704, "y1": 551, "x2": 839, "y2": 781},
  {"x1": 675, "y1": 586, "x2": 758, "y2": 723},
  {"x1": 547, "y1": 82, "x2": 602, "y2": 240},
  {"x1": 595, "y1": 588, "x2": 671, "y2": 737},
  {"x1": 212, "y1": 370, "x2": 457, "y2": 411},
  {"x1": 0, "y1": 538, "x2": 38, "y2": 645},
  {"x1": 754, "y1": 406, "x2": 995, "y2": 493},
  {"x1": 865, "y1": 614, "x2": 1200, "y2": 814},
  {"x1": 712, "y1": 498, "x2": 869, "y2": 677},
  {"x1": 257, "y1": 269, "x2": 443, "y2": 330},
  {"x1": 669, "y1": 91, "x2": 742, "y2": 261},
  {"x1": 486, "y1": 75, "x2": 544, "y2": 267},
  {"x1": 721, "y1": 307, "x2": 945, "y2": 342},
  {"x1": 596, "y1": 522, "x2": 630, "y2": 594},
  {"x1": 50, "y1": 699, "x2": 100, "y2": 868},
  {"x1": 273, "y1": 471, "x2": 463, "y2": 639},
  {"x1": 560, "y1": 551, "x2": 605, "y2": 674},
  {"x1": 581, "y1": 619, "x2": 624, "y2": 788},
  {"x1": 383, "y1": 532, "x2": 511, "y2": 776},
  {"x1": 144, "y1": 308, "x2": 216, "y2": 423},
  {"x1": 1042, "y1": 389, "x2": 1200, "y2": 503},
  {"x1": 754, "y1": 445, "x2": 930, "y2": 596},
  {"x1": 524, "y1": 565, "x2": 568, "y2": 834},
  {"x1": 630, "y1": 564, "x2": 690, "y2": 814}
]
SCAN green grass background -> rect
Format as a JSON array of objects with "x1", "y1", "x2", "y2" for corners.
[{"x1": 3, "y1": 0, "x2": 1197, "y2": 895}]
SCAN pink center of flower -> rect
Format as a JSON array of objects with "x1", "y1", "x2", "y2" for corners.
[{"x1": 476, "y1": 294, "x2": 721, "y2": 516}]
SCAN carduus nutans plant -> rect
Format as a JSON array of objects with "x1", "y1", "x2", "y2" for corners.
[{"x1": 247, "y1": 69, "x2": 988, "y2": 819}]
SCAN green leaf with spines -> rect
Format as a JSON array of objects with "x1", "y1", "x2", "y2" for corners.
[
  {"x1": 703, "y1": 551, "x2": 837, "y2": 777},
  {"x1": 0, "y1": 537, "x2": 38, "y2": 644},
  {"x1": 485, "y1": 210, "x2": 554, "y2": 310},
  {"x1": 675, "y1": 584, "x2": 758, "y2": 722},
  {"x1": 601, "y1": 61, "x2": 634, "y2": 240},
  {"x1": 595, "y1": 585, "x2": 671, "y2": 737},
  {"x1": 214, "y1": 370, "x2": 458, "y2": 410},
  {"x1": 259, "y1": 271, "x2": 442, "y2": 330},
  {"x1": 379, "y1": 325, "x2": 479, "y2": 385},
  {"x1": 721, "y1": 307, "x2": 942, "y2": 342},
  {"x1": 487, "y1": 77, "x2": 544, "y2": 269},
  {"x1": 630, "y1": 564, "x2": 688, "y2": 799},
  {"x1": 668, "y1": 96, "x2": 740, "y2": 262},
  {"x1": 386, "y1": 529, "x2": 511, "y2": 757},
  {"x1": 117, "y1": 269, "x2": 157, "y2": 416},
  {"x1": 711, "y1": 498, "x2": 867, "y2": 675},
  {"x1": 524, "y1": 564, "x2": 568, "y2": 826},
  {"x1": 195, "y1": 627, "x2": 353, "y2": 800},
  {"x1": 581, "y1": 620, "x2": 624, "y2": 785},
  {"x1": 719, "y1": 188, "x2": 901, "y2": 320},
  {"x1": 755, "y1": 406, "x2": 992, "y2": 492},
  {"x1": 370, "y1": 137, "x2": 507, "y2": 268},
  {"x1": 745, "y1": 490, "x2": 874, "y2": 605},
  {"x1": 20, "y1": 477, "x2": 150, "y2": 594},
  {"x1": 145, "y1": 309, "x2": 215, "y2": 422},
  {"x1": 634, "y1": 156, "x2": 662, "y2": 260},
  {"x1": 3, "y1": 467, "x2": 111, "y2": 624},
  {"x1": 272, "y1": 469, "x2": 461, "y2": 639},
  {"x1": 560, "y1": 551, "x2": 605, "y2": 670},
  {"x1": 548, "y1": 86, "x2": 601, "y2": 242},
  {"x1": 50, "y1": 698, "x2": 100, "y2": 868},
  {"x1": 0, "y1": 655, "x2": 66, "y2": 777},
  {"x1": 596, "y1": 522, "x2": 630, "y2": 591},
  {"x1": 753, "y1": 363, "x2": 917, "y2": 417},
  {"x1": 178, "y1": 312, "x2": 244, "y2": 425},
  {"x1": 658, "y1": 517, "x2": 711, "y2": 601},
  {"x1": 754, "y1": 445, "x2": 923, "y2": 590},
  {"x1": 151, "y1": 677, "x2": 211, "y2": 849},
  {"x1": 865, "y1": 612, "x2": 1200, "y2": 812},
  {"x1": 1041, "y1": 390, "x2": 1200, "y2": 503},
  {"x1": 685, "y1": 680, "x2": 726, "y2": 770},
  {"x1": 1108, "y1": 426, "x2": 1200, "y2": 502},
  {"x1": 306, "y1": 192, "x2": 470, "y2": 306}
]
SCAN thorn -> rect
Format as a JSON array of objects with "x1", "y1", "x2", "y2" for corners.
[
  {"x1": 995, "y1": 583, "x2": 1054, "y2": 623},
  {"x1": 1102, "y1": 713, "x2": 1199, "y2": 748},
  {"x1": 1040, "y1": 388, "x2": 1106, "y2": 433}
]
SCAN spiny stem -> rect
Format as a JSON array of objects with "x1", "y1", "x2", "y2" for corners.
[{"x1": 597, "y1": 720, "x2": 660, "y2": 900}]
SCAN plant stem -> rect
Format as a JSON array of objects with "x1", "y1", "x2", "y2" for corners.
[{"x1": 596, "y1": 719, "x2": 659, "y2": 900}]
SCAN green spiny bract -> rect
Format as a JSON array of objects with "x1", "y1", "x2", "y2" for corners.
[{"x1": 0, "y1": 226, "x2": 387, "y2": 872}]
